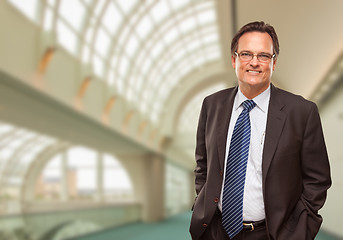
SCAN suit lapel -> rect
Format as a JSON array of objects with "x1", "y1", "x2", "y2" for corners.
[
  {"x1": 216, "y1": 87, "x2": 238, "y2": 172},
  {"x1": 262, "y1": 84, "x2": 286, "y2": 183}
]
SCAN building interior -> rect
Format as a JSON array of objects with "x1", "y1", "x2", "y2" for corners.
[{"x1": 0, "y1": 0, "x2": 342, "y2": 239}]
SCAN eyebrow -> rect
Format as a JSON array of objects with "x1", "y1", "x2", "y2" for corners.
[{"x1": 240, "y1": 50, "x2": 273, "y2": 55}]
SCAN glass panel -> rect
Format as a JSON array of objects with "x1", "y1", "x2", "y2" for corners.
[
  {"x1": 150, "y1": 41, "x2": 164, "y2": 58},
  {"x1": 205, "y1": 47, "x2": 221, "y2": 61},
  {"x1": 43, "y1": 7, "x2": 54, "y2": 31},
  {"x1": 20, "y1": 137, "x2": 55, "y2": 167},
  {"x1": 47, "y1": 0, "x2": 56, "y2": 7},
  {"x1": 67, "y1": 147, "x2": 96, "y2": 198},
  {"x1": 103, "y1": 154, "x2": 133, "y2": 201},
  {"x1": 150, "y1": 0, "x2": 169, "y2": 22},
  {"x1": 85, "y1": 26, "x2": 94, "y2": 44},
  {"x1": 117, "y1": 24, "x2": 131, "y2": 49},
  {"x1": 68, "y1": 147, "x2": 96, "y2": 167},
  {"x1": 169, "y1": 0, "x2": 189, "y2": 11},
  {"x1": 179, "y1": 16, "x2": 197, "y2": 34},
  {"x1": 116, "y1": 76, "x2": 124, "y2": 94},
  {"x1": 108, "y1": 69, "x2": 115, "y2": 85},
  {"x1": 95, "y1": 28, "x2": 111, "y2": 58},
  {"x1": 177, "y1": 83, "x2": 226, "y2": 133},
  {"x1": 82, "y1": 45, "x2": 90, "y2": 63},
  {"x1": 82, "y1": 0, "x2": 93, "y2": 6},
  {"x1": 57, "y1": 20, "x2": 78, "y2": 55},
  {"x1": 126, "y1": 36, "x2": 139, "y2": 57},
  {"x1": 35, "y1": 154, "x2": 62, "y2": 200},
  {"x1": 165, "y1": 163, "x2": 191, "y2": 216},
  {"x1": 102, "y1": 2, "x2": 122, "y2": 35},
  {"x1": 187, "y1": 39, "x2": 202, "y2": 52},
  {"x1": 94, "y1": 0, "x2": 106, "y2": 17},
  {"x1": 59, "y1": 0, "x2": 85, "y2": 30},
  {"x1": 197, "y1": 9, "x2": 216, "y2": 25},
  {"x1": 136, "y1": 15, "x2": 153, "y2": 39},
  {"x1": 202, "y1": 32, "x2": 218, "y2": 44},
  {"x1": 140, "y1": 58, "x2": 152, "y2": 75},
  {"x1": 163, "y1": 27, "x2": 179, "y2": 45},
  {"x1": 93, "y1": 55, "x2": 104, "y2": 77},
  {"x1": 7, "y1": 0, "x2": 39, "y2": 23},
  {"x1": 118, "y1": 56, "x2": 129, "y2": 77},
  {"x1": 116, "y1": 0, "x2": 137, "y2": 15}
]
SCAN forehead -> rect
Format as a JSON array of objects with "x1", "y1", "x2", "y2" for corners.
[{"x1": 237, "y1": 32, "x2": 273, "y2": 53}]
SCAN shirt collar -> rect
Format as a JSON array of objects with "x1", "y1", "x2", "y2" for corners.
[{"x1": 234, "y1": 85, "x2": 271, "y2": 113}]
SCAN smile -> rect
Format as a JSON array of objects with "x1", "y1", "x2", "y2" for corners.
[{"x1": 247, "y1": 70, "x2": 262, "y2": 73}]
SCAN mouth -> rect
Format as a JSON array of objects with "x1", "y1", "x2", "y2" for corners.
[{"x1": 246, "y1": 70, "x2": 262, "y2": 73}]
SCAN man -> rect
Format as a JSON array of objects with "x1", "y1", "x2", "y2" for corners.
[{"x1": 189, "y1": 21, "x2": 331, "y2": 240}]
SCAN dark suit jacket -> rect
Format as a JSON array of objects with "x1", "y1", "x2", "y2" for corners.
[{"x1": 190, "y1": 84, "x2": 331, "y2": 240}]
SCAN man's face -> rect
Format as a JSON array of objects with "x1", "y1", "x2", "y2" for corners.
[{"x1": 232, "y1": 31, "x2": 277, "y2": 94}]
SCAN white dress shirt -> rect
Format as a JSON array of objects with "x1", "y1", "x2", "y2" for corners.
[{"x1": 218, "y1": 85, "x2": 270, "y2": 221}]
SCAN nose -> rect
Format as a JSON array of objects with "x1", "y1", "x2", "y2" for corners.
[{"x1": 249, "y1": 55, "x2": 259, "y2": 66}]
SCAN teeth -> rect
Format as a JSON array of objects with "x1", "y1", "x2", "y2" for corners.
[{"x1": 248, "y1": 70, "x2": 260, "y2": 73}]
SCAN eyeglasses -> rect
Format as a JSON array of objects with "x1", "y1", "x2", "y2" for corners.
[{"x1": 235, "y1": 51, "x2": 275, "y2": 63}]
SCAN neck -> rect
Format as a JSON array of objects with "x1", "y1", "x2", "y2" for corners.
[{"x1": 239, "y1": 83, "x2": 270, "y2": 99}]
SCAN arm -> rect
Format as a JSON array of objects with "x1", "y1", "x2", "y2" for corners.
[
  {"x1": 301, "y1": 102, "x2": 331, "y2": 233},
  {"x1": 194, "y1": 99, "x2": 208, "y2": 195}
]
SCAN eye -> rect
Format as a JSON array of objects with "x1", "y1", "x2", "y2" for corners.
[
  {"x1": 240, "y1": 52, "x2": 252, "y2": 57},
  {"x1": 259, "y1": 54, "x2": 272, "y2": 60}
]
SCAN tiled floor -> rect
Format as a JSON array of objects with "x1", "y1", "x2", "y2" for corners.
[{"x1": 73, "y1": 212, "x2": 341, "y2": 240}]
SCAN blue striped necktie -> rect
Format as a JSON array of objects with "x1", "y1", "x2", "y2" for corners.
[{"x1": 222, "y1": 99, "x2": 256, "y2": 238}]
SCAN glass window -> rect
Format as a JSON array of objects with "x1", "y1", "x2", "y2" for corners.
[
  {"x1": 177, "y1": 83, "x2": 226, "y2": 133},
  {"x1": 163, "y1": 27, "x2": 179, "y2": 45},
  {"x1": 43, "y1": 7, "x2": 54, "y2": 31},
  {"x1": 67, "y1": 147, "x2": 96, "y2": 199},
  {"x1": 95, "y1": 28, "x2": 111, "y2": 58},
  {"x1": 102, "y1": 2, "x2": 122, "y2": 35},
  {"x1": 118, "y1": 56, "x2": 129, "y2": 78},
  {"x1": 103, "y1": 154, "x2": 133, "y2": 201},
  {"x1": 7, "y1": 0, "x2": 39, "y2": 23},
  {"x1": 126, "y1": 36, "x2": 139, "y2": 57},
  {"x1": 57, "y1": 20, "x2": 78, "y2": 55},
  {"x1": 165, "y1": 163, "x2": 191, "y2": 216},
  {"x1": 36, "y1": 154, "x2": 62, "y2": 200},
  {"x1": 116, "y1": 0, "x2": 138, "y2": 15},
  {"x1": 59, "y1": 0, "x2": 85, "y2": 30},
  {"x1": 93, "y1": 55, "x2": 104, "y2": 77},
  {"x1": 136, "y1": 15, "x2": 153, "y2": 39},
  {"x1": 93, "y1": 0, "x2": 106, "y2": 17},
  {"x1": 169, "y1": 0, "x2": 189, "y2": 11},
  {"x1": 179, "y1": 16, "x2": 197, "y2": 34},
  {"x1": 150, "y1": 0, "x2": 169, "y2": 22},
  {"x1": 82, "y1": 45, "x2": 91, "y2": 64},
  {"x1": 197, "y1": 9, "x2": 216, "y2": 25}
]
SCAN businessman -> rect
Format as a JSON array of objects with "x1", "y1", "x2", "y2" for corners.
[{"x1": 189, "y1": 21, "x2": 331, "y2": 240}]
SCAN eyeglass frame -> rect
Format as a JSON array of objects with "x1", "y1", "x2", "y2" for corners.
[{"x1": 234, "y1": 51, "x2": 276, "y2": 63}]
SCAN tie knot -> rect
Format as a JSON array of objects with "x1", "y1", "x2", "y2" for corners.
[{"x1": 242, "y1": 100, "x2": 256, "y2": 112}]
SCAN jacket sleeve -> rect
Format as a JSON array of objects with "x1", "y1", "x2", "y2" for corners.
[
  {"x1": 301, "y1": 102, "x2": 331, "y2": 235},
  {"x1": 194, "y1": 98, "x2": 208, "y2": 195}
]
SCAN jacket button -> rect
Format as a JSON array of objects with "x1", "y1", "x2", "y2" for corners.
[
  {"x1": 202, "y1": 223, "x2": 208, "y2": 227},
  {"x1": 214, "y1": 197, "x2": 219, "y2": 203},
  {"x1": 220, "y1": 170, "x2": 223, "y2": 176}
]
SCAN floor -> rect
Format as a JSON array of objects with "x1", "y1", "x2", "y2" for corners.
[{"x1": 73, "y1": 212, "x2": 341, "y2": 240}]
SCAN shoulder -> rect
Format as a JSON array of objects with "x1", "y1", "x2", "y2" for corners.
[
  {"x1": 203, "y1": 87, "x2": 237, "y2": 104},
  {"x1": 272, "y1": 85, "x2": 317, "y2": 113}
]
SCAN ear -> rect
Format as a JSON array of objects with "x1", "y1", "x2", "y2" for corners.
[
  {"x1": 272, "y1": 57, "x2": 277, "y2": 71},
  {"x1": 231, "y1": 54, "x2": 236, "y2": 69}
]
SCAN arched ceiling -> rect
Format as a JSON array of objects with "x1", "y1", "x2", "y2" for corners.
[
  {"x1": 3, "y1": 0, "x2": 343, "y2": 153},
  {"x1": 7, "y1": 0, "x2": 222, "y2": 125}
]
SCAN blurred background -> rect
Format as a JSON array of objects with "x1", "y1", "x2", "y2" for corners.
[{"x1": 0, "y1": 0, "x2": 342, "y2": 239}]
